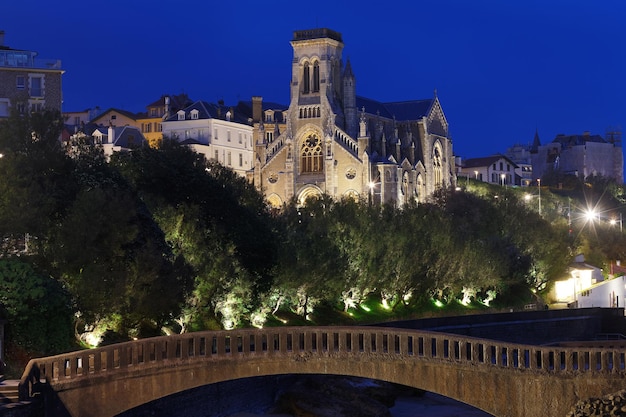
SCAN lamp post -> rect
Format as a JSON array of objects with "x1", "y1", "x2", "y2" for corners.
[
  {"x1": 500, "y1": 173, "x2": 506, "y2": 188},
  {"x1": 474, "y1": 170, "x2": 478, "y2": 181},
  {"x1": 537, "y1": 178, "x2": 542, "y2": 215},
  {"x1": 368, "y1": 181, "x2": 375, "y2": 206},
  {"x1": 610, "y1": 213, "x2": 623, "y2": 232}
]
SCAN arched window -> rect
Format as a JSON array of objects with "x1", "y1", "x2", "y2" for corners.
[
  {"x1": 402, "y1": 171, "x2": 410, "y2": 205},
  {"x1": 416, "y1": 173, "x2": 425, "y2": 204},
  {"x1": 303, "y1": 62, "x2": 310, "y2": 94},
  {"x1": 433, "y1": 143, "x2": 443, "y2": 188},
  {"x1": 313, "y1": 61, "x2": 320, "y2": 92},
  {"x1": 300, "y1": 134, "x2": 323, "y2": 173}
]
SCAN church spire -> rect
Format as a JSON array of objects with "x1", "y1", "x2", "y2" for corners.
[
  {"x1": 531, "y1": 129, "x2": 541, "y2": 153},
  {"x1": 342, "y1": 57, "x2": 357, "y2": 138},
  {"x1": 343, "y1": 58, "x2": 354, "y2": 78}
]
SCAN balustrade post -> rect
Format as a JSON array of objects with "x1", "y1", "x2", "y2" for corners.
[
  {"x1": 470, "y1": 342, "x2": 478, "y2": 363},
  {"x1": 601, "y1": 351, "x2": 610, "y2": 372},
  {"x1": 375, "y1": 332, "x2": 383, "y2": 354},
  {"x1": 338, "y1": 332, "x2": 346, "y2": 352},
  {"x1": 242, "y1": 333, "x2": 251, "y2": 354},
  {"x1": 363, "y1": 332, "x2": 372, "y2": 354},
  {"x1": 119, "y1": 346, "x2": 128, "y2": 368},
  {"x1": 68, "y1": 355, "x2": 78, "y2": 377},
  {"x1": 530, "y1": 348, "x2": 538, "y2": 369},
  {"x1": 400, "y1": 334, "x2": 409, "y2": 356},
  {"x1": 564, "y1": 350, "x2": 574, "y2": 371},
  {"x1": 435, "y1": 337, "x2": 444, "y2": 359},
  {"x1": 279, "y1": 332, "x2": 288, "y2": 354},
  {"x1": 304, "y1": 331, "x2": 313, "y2": 352},
  {"x1": 577, "y1": 350, "x2": 586, "y2": 371}
]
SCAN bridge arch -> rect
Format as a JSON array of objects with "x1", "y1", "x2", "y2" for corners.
[{"x1": 20, "y1": 326, "x2": 626, "y2": 417}]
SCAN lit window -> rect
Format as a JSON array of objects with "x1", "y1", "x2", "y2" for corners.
[
  {"x1": 300, "y1": 134, "x2": 323, "y2": 173},
  {"x1": 433, "y1": 143, "x2": 443, "y2": 187}
]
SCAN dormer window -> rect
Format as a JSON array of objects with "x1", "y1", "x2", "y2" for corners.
[
  {"x1": 190, "y1": 109, "x2": 199, "y2": 120},
  {"x1": 177, "y1": 110, "x2": 185, "y2": 121}
]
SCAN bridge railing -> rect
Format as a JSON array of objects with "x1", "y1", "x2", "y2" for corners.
[{"x1": 18, "y1": 326, "x2": 626, "y2": 399}]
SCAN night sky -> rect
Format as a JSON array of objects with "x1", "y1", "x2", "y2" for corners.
[{"x1": 3, "y1": 0, "x2": 626, "y2": 169}]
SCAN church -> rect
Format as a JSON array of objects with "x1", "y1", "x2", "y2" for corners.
[{"x1": 252, "y1": 28, "x2": 455, "y2": 207}]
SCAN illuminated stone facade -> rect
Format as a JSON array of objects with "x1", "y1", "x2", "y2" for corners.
[{"x1": 253, "y1": 28, "x2": 455, "y2": 208}]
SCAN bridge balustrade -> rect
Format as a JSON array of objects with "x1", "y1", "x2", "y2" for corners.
[{"x1": 19, "y1": 326, "x2": 626, "y2": 401}]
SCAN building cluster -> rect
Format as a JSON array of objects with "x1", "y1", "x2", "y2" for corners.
[
  {"x1": 0, "y1": 28, "x2": 623, "y2": 211},
  {"x1": 457, "y1": 129, "x2": 623, "y2": 187}
]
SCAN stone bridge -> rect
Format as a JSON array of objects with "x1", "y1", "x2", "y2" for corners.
[{"x1": 18, "y1": 326, "x2": 626, "y2": 417}]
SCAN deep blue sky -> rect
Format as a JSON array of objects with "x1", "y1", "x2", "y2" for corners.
[{"x1": 3, "y1": 0, "x2": 626, "y2": 164}]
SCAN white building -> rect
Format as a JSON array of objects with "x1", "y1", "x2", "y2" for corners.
[
  {"x1": 576, "y1": 276, "x2": 626, "y2": 309},
  {"x1": 457, "y1": 154, "x2": 519, "y2": 186},
  {"x1": 552, "y1": 254, "x2": 606, "y2": 306},
  {"x1": 162, "y1": 100, "x2": 254, "y2": 178}
]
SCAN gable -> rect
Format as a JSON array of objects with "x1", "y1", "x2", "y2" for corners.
[{"x1": 426, "y1": 98, "x2": 448, "y2": 137}]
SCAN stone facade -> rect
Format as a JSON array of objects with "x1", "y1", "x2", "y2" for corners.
[
  {"x1": 0, "y1": 31, "x2": 63, "y2": 117},
  {"x1": 531, "y1": 132, "x2": 623, "y2": 183},
  {"x1": 253, "y1": 28, "x2": 455, "y2": 208}
]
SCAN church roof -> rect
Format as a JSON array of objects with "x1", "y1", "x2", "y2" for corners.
[{"x1": 356, "y1": 96, "x2": 433, "y2": 121}]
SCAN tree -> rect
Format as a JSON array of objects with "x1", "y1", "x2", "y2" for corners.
[
  {"x1": 0, "y1": 259, "x2": 74, "y2": 360},
  {"x1": 0, "y1": 109, "x2": 76, "y2": 241}
]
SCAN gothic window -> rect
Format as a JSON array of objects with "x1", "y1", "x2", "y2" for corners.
[
  {"x1": 303, "y1": 62, "x2": 310, "y2": 94},
  {"x1": 416, "y1": 173, "x2": 425, "y2": 204},
  {"x1": 300, "y1": 134, "x2": 323, "y2": 173},
  {"x1": 433, "y1": 143, "x2": 443, "y2": 188},
  {"x1": 313, "y1": 61, "x2": 320, "y2": 92},
  {"x1": 402, "y1": 172, "x2": 409, "y2": 205}
]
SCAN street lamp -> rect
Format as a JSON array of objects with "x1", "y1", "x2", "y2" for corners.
[
  {"x1": 537, "y1": 178, "x2": 542, "y2": 215},
  {"x1": 368, "y1": 181, "x2": 375, "y2": 205},
  {"x1": 610, "y1": 213, "x2": 623, "y2": 232},
  {"x1": 474, "y1": 170, "x2": 478, "y2": 181},
  {"x1": 500, "y1": 173, "x2": 506, "y2": 188}
]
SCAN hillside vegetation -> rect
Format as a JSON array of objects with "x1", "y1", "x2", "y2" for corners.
[{"x1": 1, "y1": 110, "x2": 625, "y2": 375}]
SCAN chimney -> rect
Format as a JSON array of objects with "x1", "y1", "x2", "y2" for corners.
[
  {"x1": 0, "y1": 31, "x2": 5, "y2": 47},
  {"x1": 108, "y1": 123, "x2": 114, "y2": 144},
  {"x1": 252, "y1": 96, "x2": 263, "y2": 123},
  {"x1": 164, "y1": 96, "x2": 170, "y2": 119}
]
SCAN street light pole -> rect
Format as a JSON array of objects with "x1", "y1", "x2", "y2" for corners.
[{"x1": 537, "y1": 178, "x2": 542, "y2": 215}]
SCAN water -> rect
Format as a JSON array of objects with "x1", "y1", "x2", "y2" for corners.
[{"x1": 227, "y1": 392, "x2": 492, "y2": 417}]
